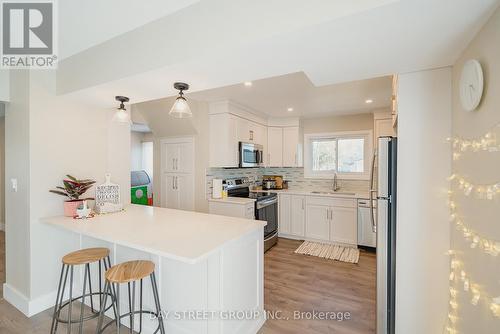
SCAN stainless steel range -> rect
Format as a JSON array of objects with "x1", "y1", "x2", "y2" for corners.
[{"x1": 225, "y1": 178, "x2": 278, "y2": 252}]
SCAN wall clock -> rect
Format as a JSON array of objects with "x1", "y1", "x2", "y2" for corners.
[{"x1": 459, "y1": 59, "x2": 484, "y2": 112}]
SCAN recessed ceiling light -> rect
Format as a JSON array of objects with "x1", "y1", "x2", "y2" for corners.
[
  {"x1": 287, "y1": 107, "x2": 294, "y2": 112},
  {"x1": 244, "y1": 81, "x2": 253, "y2": 87},
  {"x1": 365, "y1": 99, "x2": 373, "y2": 104}
]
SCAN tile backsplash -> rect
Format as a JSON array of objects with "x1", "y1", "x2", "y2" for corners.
[{"x1": 205, "y1": 167, "x2": 370, "y2": 199}]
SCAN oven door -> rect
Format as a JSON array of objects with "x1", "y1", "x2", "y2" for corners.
[
  {"x1": 239, "y1": 142, "x2": 263, "y2": 167},
  {"x1": 256, "y1": 197, "x2": 278, "y2": 239}
]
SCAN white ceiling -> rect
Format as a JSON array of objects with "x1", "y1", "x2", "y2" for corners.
[
  {"x1": 187, "y1": 72, "x2": 392, "y2": 117},
  {"x1": 58, "y1": 0, "x2": 500, "y2": 109},
  {"x1": 58, "y1": 0, "x2": 200, "y2": 59}
]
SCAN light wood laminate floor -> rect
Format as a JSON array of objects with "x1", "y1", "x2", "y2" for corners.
[{"x1": 0, "y1": 234, "x2": 376, "y2": 333}]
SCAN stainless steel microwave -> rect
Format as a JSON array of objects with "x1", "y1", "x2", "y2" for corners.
[{"x1": 239, "y1": 142, "x2": 263, "y2": 167}]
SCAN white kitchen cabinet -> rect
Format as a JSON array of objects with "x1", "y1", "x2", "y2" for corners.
[
  {"x1": 209, "y1": 113, "x2": 239, "y2": 167},
  {"x1": 267, "y1": 126, "x2": 301, "y2": 167},
  {"x1": 374, "y1": 111, "x2": 395, "y2": 149},
  {"x1": 305, "y1": 204, "x2": 330, "y2": 241},
  {"x1": 161, "y1": 138, "x2": 194, "y2": 211},
  {"x1": 163, "y1": 142, "x2": 193, "y2": 174},
  {"x1": 162, "y1": 174, "x2": 194, "y2": 211},
  {"x1": 267, "y1": 127, "x2": 283, "y2": 167},
  {"x1": 283, "y1": 127, "x2": 301, "y2": 167},
  {"x1": 279, "y1": 194, "x2": 305, "y2": 238},
  {"x1": 278, "y1": 194, "x2": 291, "y2": 234},
  {"x1": 209, "y1": 200, "x2": 255, "y2": 219},
  {"x1": 304, "y1": 196, "x2": 357, "y2": 245},
  {"x1": 290, "y1": 195, "x2": 306, "y2": 236},
  {"x1": 330, "y1": 206, "x2": 357, "y2": 245}
]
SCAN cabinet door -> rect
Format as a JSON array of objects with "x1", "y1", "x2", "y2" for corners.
[
  {"x1": 305, "y1": 204, "x2": 330, "y2": 241},
  {"x1": 330, "y1": 206, "x2": 357, "y2": 245},
  {"x1": 163, "y1": 143, "x2": 179, "y2": 173},
  {"x1": 163, "y1": 174, "x2": 179, "y2": 209},
  {"x1": 278, "y1": 194, "x2": 291, "y2": 234},
  {"x1": 177, "y1": 142, "x2": 193, "y2": 174},
  {"x1": 374, "y1": 118, "x2": 394, "y2": 148},
  {"x1": 267, "y1": 127, "x2": 283, "y2": 167},
  {"x1": 282, "y1": 127, "x2": 299, "y2": 167},
  {"x1": 237, "y1": 118, "x2": 252, "y2": 142},
  {"x1": 290, "y1": 195, "x2": 305, "y2": 237},
  {"x1": 176, "y1": 174, "x2": 194, "y2": 211}
]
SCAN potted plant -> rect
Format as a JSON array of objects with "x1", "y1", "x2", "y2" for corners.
[{"x1": 50, "y1": 175, "x2": 96, "y2": 217}]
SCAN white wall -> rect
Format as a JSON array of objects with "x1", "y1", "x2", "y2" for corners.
[
  {"x1": 0, "y1": 70, "x2": 9, "y2": 102},
  {"x1": 450, "y1": 7, "x2": 500, "y2": 334},
  {"x1": 131, "y1": 131, "x2": 144, "y2": 170},
  {"x1": 4, "y1": 70, "x2": 130, "y2": 315},
  {"x1": 0, "y1": 116, "x2": 5, "y2": 229},
  {"x1": 5, "y1": 71, "x2": 31, "y2": 298},
  {"x1": 396, "y1": 68, "x2": 451, "y2": 333}
]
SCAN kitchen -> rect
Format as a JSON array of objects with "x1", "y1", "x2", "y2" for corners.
[
  {"x1": 130, "y1": 72, "x2": 398, "y2": 333},
  {"x1": 2, "y1": 2, "x2": 498, "y2": 334}
]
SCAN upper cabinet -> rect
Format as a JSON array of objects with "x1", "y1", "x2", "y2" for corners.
[
  {"x1": 208, "y1": 101, "x2": 302, "y2": 168},
  {"x1": 209, "y1": 112, "x2": 239, "y2": 167},
  {"x1": 373, "y1": 111, "x2": 395, "y2": 148},
  {"x1": 267, "y1": 127, "x2": 283, "y2": 167},
  {"x1": 267, "y1": 124, "x2": 302, "y2": 168},
  {"x1": 283, "y1": 127, "x2": 301, "y2": 167}
]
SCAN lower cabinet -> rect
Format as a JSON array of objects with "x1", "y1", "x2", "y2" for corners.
[
  {"x1": 279, "y1": 194, "x2": 305, "y2": 238},
  {"x1": 330, "y1": 206, "x2": 357, "y2": 245},
  {"x1": 305, "y1": 204, "x2": 330, "y2": 240},
  {"x1": 162, "y1": 173, "x2": 194, "y2": 211},
  {"x1": 279, "y1": 194, "x2": 357, "y2": 246}
]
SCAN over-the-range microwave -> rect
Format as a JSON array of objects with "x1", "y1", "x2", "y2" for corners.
[{"x1": 239, "y1": 142, "x2": 263, "y2": 168}]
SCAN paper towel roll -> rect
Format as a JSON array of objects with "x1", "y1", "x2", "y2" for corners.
[{"x1": 212, "y1": 179, "x2": 223, "y2": 199}]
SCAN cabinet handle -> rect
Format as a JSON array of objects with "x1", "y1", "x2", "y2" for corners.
[
  {"x1": 249, "y1": 130, "x2": 254, "y2": 141},
  {"x1": 302, "y1": 199, "x2": 304, "y2": 210}
]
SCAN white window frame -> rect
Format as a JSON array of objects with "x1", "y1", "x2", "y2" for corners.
[{"x1": 304, "y1": 130, "x2": 373, "y2": 180}]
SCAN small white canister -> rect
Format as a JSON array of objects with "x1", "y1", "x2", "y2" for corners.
[{"x1": 212, "y1": 179, "x2": 223, "y2": 199}]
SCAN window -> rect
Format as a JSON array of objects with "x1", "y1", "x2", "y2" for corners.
[{"x1": 304, "y1": 131, "x2": 373, "y2": 179}]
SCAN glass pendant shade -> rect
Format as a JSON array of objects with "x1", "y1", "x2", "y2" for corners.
[
  {"x1": 113, "y1": 107, "x2": 131, "y2": 123},
  {"x1": 169, "y1": 96, "x2": 192, "y2": 118}
]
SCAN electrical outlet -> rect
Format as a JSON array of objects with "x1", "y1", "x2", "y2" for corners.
[{"x1": 11, "y1": 178, "x2": 18, "y2": 192}]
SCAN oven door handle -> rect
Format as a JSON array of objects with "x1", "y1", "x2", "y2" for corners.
[{"x1": 256, "y1": 198, "x2": 278, "y2": 209}]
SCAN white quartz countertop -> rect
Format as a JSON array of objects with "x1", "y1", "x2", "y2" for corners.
[
  {"x1": 41, "y1": 204, "x2": 266, "y2": 264},
  {"x1": 207, "y1": 197, "x2": 256, "y2": 205},
  {"x1": 251, "y1": 189, "x2": 370, "y2": 199}
]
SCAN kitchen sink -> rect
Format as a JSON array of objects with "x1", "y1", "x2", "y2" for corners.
[{"x1": 311, "y1": 191, "x2": 356, "y2": 196}]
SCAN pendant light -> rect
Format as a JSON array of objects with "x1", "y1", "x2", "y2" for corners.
[
  {"x1": 169, "y1": 82, "x2": 192, "y2": 118},
  {"x1": 114, "y1": 96, "x2": 130, "y2": 123}
]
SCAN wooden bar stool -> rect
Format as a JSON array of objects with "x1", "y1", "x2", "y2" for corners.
[
  {"x1": 51, "y1": 248, "x2": 116, "y2": 334},
  {"x1": 96, "y1": 260, "x2": 165, "y2": 334}
]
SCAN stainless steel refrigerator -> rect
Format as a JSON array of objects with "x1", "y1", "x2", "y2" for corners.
[{"x1": 370, "y1": 136, "x2": 397, "y2": 334}]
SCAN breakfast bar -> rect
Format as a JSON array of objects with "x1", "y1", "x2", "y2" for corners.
[{"x1": 41, "y1": 205, "x2": 266, "y2": 334}]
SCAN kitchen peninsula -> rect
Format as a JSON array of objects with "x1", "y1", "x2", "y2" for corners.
[{"x1": 42, "y1": 204, "x2": 266, "y2": 334}]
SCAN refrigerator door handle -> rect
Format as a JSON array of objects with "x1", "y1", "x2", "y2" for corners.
[{"x1": 369, "y1": 149, "x2": 377, "y2": 233}]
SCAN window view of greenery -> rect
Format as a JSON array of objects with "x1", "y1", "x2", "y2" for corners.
[
  {"x1": 311, "y1": 137, "x2": 365, "y2": 173},
  {"x1": 337, "y1": 138, "x2": 364, "y2": 173},
  {"x1": 312, "y1": 139, "x2": 337, "y2": 171}
]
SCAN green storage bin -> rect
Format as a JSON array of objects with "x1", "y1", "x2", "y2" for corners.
[{"x1": 131, "y1": 185, "x2": 149, "y2": 205}]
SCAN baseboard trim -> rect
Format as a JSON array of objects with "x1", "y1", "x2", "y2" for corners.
[{"x1": 3, "y1": 283, "x2": 57, "y2": 317}]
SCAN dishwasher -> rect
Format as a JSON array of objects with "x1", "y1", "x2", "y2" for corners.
[{"x1": 358, "y1": 199, "x2": 377, "y2": 248}]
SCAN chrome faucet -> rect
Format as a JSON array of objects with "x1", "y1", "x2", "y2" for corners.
[{"x1": 333, "y1": 173, "x2": 340, "y2": 192}]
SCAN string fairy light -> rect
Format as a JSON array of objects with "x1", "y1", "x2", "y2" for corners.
[
  {"x1": 448, "y1": 174, "x2": 500, "y2": 200},
  {"x1": 447, "y1": 123, "x2": 500, "y2": 160},
  {"x1": 448, "y1": 198, "x2": 500, "y2": 257},
  {"x1": 444, "y1": 254, "x2": 500, "y2": 333}
]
